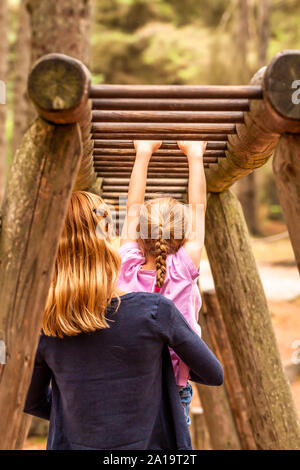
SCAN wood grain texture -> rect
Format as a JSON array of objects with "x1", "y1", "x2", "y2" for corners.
[
  {"x1": 92, "y1": 98, "x2": 250, "y2": 111},
  {"x1": 92, "y1": 110, "x2": 244, "y2": 123},
  {"x1": 273, "y1": 134, "x2": 300, "y2": 275},
  {"x1": 90, "y1": 84, "x2": 263, "y2": 99},
  {"x1": 28, "y1": 53, "x2": 98, "y2": 193},
  {"x1": 199, "y1": 289, "x2": 257, "y2": 450},
  {"x1": 204, "y1": 189, "x2": 300, "y2": 449},
  {"x1": 92, "y1": 133, "x2": 229, "y2": 141},
  {"x1": 91, "y1": 122, "x2": 236, "y2": 134},
  {"x1": 196, "y1": 303, "x2": 242, "y2": 450},
  {"x1": 93, "y1": 140, "x2": 228, "y2": 150},
  {"x1": 206, "y1": 51, "x2": 300, "y2": 192},
  {"x1": 0, "y1": 118, "x2": 82, "y2": 449}
]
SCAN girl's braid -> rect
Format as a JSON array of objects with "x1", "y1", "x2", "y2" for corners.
[{"x1": 155, "y1": 226, "x2": 167, "y2": 289}]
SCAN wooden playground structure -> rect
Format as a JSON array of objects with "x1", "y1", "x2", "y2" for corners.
[{"x1": 0, "y1": 49, "x2": 300, "y2": 450}]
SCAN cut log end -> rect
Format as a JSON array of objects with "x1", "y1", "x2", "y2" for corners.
[
  {"x1": 264, "y1": 49, "x2": 300, "y2": 122},
  {"x1": 28, "y1": 53, "x2": 91, "y2": 124}
]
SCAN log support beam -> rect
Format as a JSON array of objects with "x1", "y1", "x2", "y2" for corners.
[
  {"x1": 273, "y1": 134, "x2": 300, "y2": 276},
  {"x1": 204, "y1": 189, "x2": 300, "y2": 449},
  {"x1": 205, "y1": 50, "x2": 300, "y2": 192},
  {"x1": 0, "y1": 118, "x2": 82, "y2": 449}
]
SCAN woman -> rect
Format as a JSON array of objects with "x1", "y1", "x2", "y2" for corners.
[{"x1": 24, "y1": 191, "x2": 223, "y2": 450}]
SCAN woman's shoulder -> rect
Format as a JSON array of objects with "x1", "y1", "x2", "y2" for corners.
[{"x1": 116, "y1": 292, "x2": 175, "y2": 316}]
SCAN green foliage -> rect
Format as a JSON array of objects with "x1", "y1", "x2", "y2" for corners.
[{"x1": 91, "y1": 0, "x2": 300, "y2": 86}]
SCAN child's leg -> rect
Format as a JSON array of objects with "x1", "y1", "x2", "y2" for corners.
[{"x1": 178, "y1": 382, "x2": 193, "y2": 426}]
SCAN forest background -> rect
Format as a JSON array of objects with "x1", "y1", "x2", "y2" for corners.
[{"x1": 1, "y1": 0, "x2": 300, "y2": 234}]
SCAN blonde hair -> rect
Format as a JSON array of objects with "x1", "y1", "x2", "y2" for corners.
[
  {"x1": 43, "y1": 191, "x2": 121, "y2": 338},
  {"x1": 138, "y1": 197, "x2": 190, "y2": 289}
]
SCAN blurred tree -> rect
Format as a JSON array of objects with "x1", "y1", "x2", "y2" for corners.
[
  {"x1": 231, "y1": 0, "x2": 261, "y2": 235},
  {"x1": 0, "y1": 0, "x2": 8, "y2": 204},
  {"x1": 12, "y1": 0, "x2": 31, "y2": 157},
  {"x1": 257, "y1": 0, "x2": 270, "y2": 67},
  {"x1": 27, "y1": 0, "x2": 91, "y2": 66},
  {"x1": 26, "y1": 0, "x2": 91, "y2": 123}
]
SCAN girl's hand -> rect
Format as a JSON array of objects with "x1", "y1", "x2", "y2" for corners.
[
  {"x1": 134, "y1": 140, "x2": 162, "y2": 158},
  {"x1": 177, "y1": 141, "x2": 207, "y2": 161}
]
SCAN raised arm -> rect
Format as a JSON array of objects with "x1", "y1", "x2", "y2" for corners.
[
  {"x1": 177, "y1": 141, "x2": 207, "y2": 268},
  {"x1": 120, "y1": 140, "x2": 162, "y2": 246}
]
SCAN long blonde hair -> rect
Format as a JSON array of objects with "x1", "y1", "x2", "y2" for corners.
[
  {"x1": 138, "y1": 197, "x2": 190, "y2": 289},
  {"x1": 43, "y1": 191, "x2": 121, "y2": 338}
]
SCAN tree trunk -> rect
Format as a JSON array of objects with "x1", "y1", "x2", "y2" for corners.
[
  {"x1": 0, "y1": 118, "x2": 82, "y2": 450},
  {"x1": 27, "y1": 0, "x2": 90, "y2": 67},
  {"x1": 12, "y1": 0, "x2": 31, "y2": 157},
  {"x1": 204, "y1": 189, "x2": 300, "y2": 449},
  {"x1": 257, "y1": 0, "x2": 270, "y2": 67},
  {"x1": 26, "y1": 1, "x2": 99, "y2": 194},
  {"x1": 234, "y1": 172, "x2": 259, "y2": 234},
  {"x1": 0, "y1": 0, "x2": 8, "y2": 204},
  {"x1": 273, "y1": 134, "x2": 300, "y2": 276}
]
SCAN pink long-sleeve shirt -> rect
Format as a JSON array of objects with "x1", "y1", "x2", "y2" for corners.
[{"x1": 116, "y1": 241, "x2": 202, "y2": 386}]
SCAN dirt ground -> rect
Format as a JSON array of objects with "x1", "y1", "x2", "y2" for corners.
[{"x1": 23, "y1": 218, "x2": 300, "y2": 450}]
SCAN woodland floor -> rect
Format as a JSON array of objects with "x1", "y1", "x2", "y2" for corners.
[{"x1": 23, "y1": 215, "x2": 300, "y2": 450}]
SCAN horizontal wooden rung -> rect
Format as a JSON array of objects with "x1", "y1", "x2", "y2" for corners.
[
  {"x1": 94, "y1": 158, "x2": 218, "y2": 167},
  {"x1": 93, "y1": 149, "x2": 225, "y2": 157},
  {"x1": 92, "y1": 133, "x2": 229, "y2": 141},
  {"x1": 92, "y1": 110, "x2": 244, "y2": 123},
  {"x1": 91, "y1": 123, "x2": 236, "y2": 134},
  {"x1": 93, "y1": 140, "x2": 228, "y2": 150},
  {"x1": 102, "y1": 185, "x2": 186, "y2": 193},
  {"x1": 92, "y1": 98, "x2": 250, "y2": 111},
  {"x1": 90, "y1": 84, "x2": 263, "y2": 99},
  {"x1": 102, "y1": 177, "x2": 188, "y2": 185}
]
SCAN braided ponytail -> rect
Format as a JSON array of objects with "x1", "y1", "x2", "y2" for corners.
[{"x1": 155, "y1": 227, "x2": 167, "y2": 290}]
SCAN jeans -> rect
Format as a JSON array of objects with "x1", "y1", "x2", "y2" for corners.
[{"x1": 178, "y1": 382, "x2": 193, "y2": 426}]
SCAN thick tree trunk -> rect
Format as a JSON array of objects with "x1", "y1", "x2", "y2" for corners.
[
  {"x1": 0, "y1": 0, "x2": 8, "y2": 204},
  {"x1": 204, "y1": 189, "x2": 300, "y2": 449},
  {"x1": 12, "y1": 0, "x2": 31, "y2": 157},
  {"x1": 0, "y1": 118, "x2": 82, "y2": 449},
  {"x1": 273, "y1": 134, "x2": 300, "y2": 276}
]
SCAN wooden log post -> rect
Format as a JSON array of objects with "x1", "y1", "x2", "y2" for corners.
[
  {"x1": 273, "y1": 134, "x2": 300, "y2": 276},
  {"x1": 206, "y1": 50, "x2": 300, "y2": 192},
  {"x1": 28, "y1": 53, "x2": 101, "y2": 195},
  {"x1": 204, "y1": 189, "x2": 300, "y2": 449},
  {"x1": 0, "y1": 118, "x2": 82, "y2": 450},
  {"x1": 198, "y1": 289, "x2": 257, "y2": 450},
  {"x1": 196, "y1": 299, "x2": 242, "y2": 450}
]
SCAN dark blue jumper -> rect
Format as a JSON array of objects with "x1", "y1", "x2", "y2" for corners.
[{"x1": 25, "y1": 292, "x2": 223, "y2": 450}]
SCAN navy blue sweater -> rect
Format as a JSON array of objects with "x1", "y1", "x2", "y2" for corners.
[{"x1": 24, "y1": 292, "x2": 223, "y2": 450}]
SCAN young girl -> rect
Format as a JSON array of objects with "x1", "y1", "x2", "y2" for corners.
[{"x1": 117, "y1": 140, "x2": 207, "y2": 425}]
